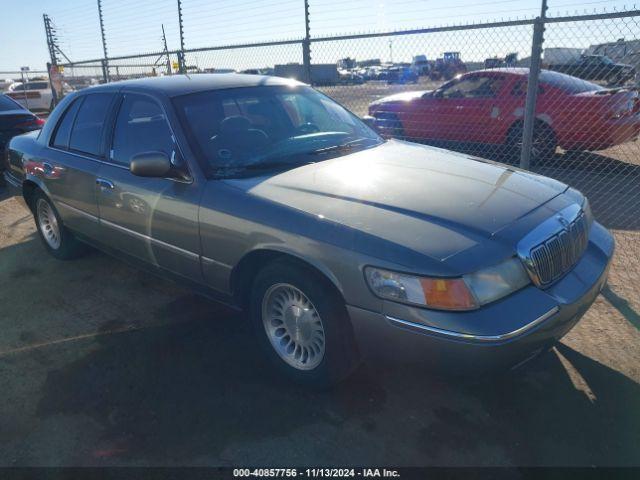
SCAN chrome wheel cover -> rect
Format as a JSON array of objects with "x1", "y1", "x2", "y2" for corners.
[
  {"x1": 262, "y1": 283, "x2": 326, "y2": 371},
  {"x1": 36, "y1": 198, "x2": 61, "y2": 249}
]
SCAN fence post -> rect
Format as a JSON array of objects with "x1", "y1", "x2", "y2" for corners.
[
  {"x1": 177, "y1": 0, "x2": 187, "y2": 73},
  {"x1": 519, "y1": 0, "x2": 548, "y2": 170},
  {"x1": 101, "y1": 59, "x2": 109, "y2": 84},
  {"x1": 302, "y1": 0, "x2": 312, "y2": 84},
  {"x1": 97, "y1": 0, "x2": 110, "y2": 82}
]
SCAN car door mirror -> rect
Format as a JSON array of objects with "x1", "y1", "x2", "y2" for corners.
[
  {"x1": 130, "y1": 151, "x2": 172, "y2": 177},
  {"x1": 361, "y1": 115, "x2": 377, "y2": 130}
]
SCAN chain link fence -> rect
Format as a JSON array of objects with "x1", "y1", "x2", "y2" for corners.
[{"x1": 37, "y1": 2, "x2": 640, "y2": 310}]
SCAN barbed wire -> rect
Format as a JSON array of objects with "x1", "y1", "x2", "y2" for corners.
[{"x1": 27, "y1": 0, "x2": 640, "y2": 69}]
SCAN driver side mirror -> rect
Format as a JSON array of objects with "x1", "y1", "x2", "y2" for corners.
[
  {"x1": 130, "y1": 151, "x2": 172, "y2": 178},
  {"x1": 361, "y1": 115, "x2": 377, "y2": 130}
]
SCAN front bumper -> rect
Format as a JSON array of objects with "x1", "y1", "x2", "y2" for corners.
[{"x1": 347, "y1": 221, "x2": 614, "y2": 371}]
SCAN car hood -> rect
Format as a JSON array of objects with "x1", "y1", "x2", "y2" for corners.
[
  {"x1": 224, "y1": 141, "x2": 567, "y2": 261},
  {"x1": 370, "y1": 90, "x2": 430, "y2": 105}
]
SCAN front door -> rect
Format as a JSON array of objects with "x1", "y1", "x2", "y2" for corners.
[
  {"x1": 96, "y1": 93, "x2": 203, "y2": 282},
  {"x1": 431, "y1": 73, "x2": 507, "y2": 144}
]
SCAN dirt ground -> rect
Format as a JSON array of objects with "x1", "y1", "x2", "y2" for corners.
[
  {"x1": 0, "y1": 182, "x2": 639, "y2": 466},
  {"x1": 1, "y1": 81, "x2": 639, "y2": 466}
]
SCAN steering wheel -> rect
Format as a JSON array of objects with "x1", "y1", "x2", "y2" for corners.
[{"x1": 295, "y1": 122, "x2": 320, "y2": 135}]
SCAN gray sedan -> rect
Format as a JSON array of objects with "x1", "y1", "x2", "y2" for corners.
[{"x1": 3, "y1": 74, "x2": 614, "y2": 387}]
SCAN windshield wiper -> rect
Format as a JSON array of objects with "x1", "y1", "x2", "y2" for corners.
[
  {"x1": 242, "y1": 160, "x2": 316, "y2": 170},
  {"x1": 308, "y1": 138, "x2": 377, "y2": 156}
]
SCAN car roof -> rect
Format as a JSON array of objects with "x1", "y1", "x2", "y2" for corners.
[
  {"x1": 83, "y1": 73, "x2": 305, "y2": 98},
  {"x1": 471, "y1": 67, "x2": 530, "y2": 76}
]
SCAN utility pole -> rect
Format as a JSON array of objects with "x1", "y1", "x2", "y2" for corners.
[
  {"x1": 162, "y1": 24, "x2": 172, "y2": 75},
  {"x1": 97, "y1": 0, "x2": 109, "y2": 82},
  {"x1": 43, "y1": 15, "x2": 60, "y2": 66},
  {"x1": 43, "y1": 14, "x2": 60, "y2": 108},
  {"x1": 519, "y1": 0, "x2": 548, "y2": 170},
  {"x1": 389, "y1": 39, "x2": 393, "y2": 63},
  {"x1": 302, "y1": 0, "x2": 312, "y2": 83},
  {"x1": 177, "y1": 0, "x2": 186, "y2": 73}
]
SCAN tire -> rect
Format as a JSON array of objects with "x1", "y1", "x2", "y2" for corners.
[
  {"x1": 249, "y1": 259, "x2": 361, "y2": 388},
  {"x1": 606, "y1": 71, "x2": 622, "y2": 86},
  {"x1": 505, "y1": 122, "x2": 557, "y2": 166},
  {"x1": 32, "y1": 190, "x2": 86, "y2": 260}
]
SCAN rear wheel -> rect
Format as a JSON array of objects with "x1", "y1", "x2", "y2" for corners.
[
  {"x1": 505, "y1": 122, "x2": 557, "y2": 165},
  {"x1": 249, "y1": 260, "x2": 360, "y2": 388},
  {"x1": 33, "y1": 190, "x2": 86, "y2": 260}
]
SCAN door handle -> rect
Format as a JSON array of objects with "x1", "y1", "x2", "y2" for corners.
[
  {"x1": 42, "y1": 162, "x2": 54, "y2": 174},
  {"x1": 96, "y1": 178, "x2": 115, "y2": 190}
]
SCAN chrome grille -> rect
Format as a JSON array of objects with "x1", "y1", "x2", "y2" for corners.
[{"x1": 528, "y1": 212, "x2": 589, "y2": 286}]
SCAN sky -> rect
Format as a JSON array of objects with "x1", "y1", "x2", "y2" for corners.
[{"x1": 0, "y1": 0, "x2": 635, "y2": 74}]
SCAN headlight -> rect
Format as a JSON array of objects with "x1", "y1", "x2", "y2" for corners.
[
  {"x1": 463, "y1": 257, "x2": 530, "y2": 306},
  {"x1": 365, "y1": 258, "x2": 530, "y2": 311},
  {"x1": 565, "y1": 188, "x2": 593, "y2": 227}
]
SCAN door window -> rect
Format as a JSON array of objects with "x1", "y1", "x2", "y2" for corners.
[
  {"x1": 439, "y1": 75, "x2": 505, "y2": 99},
  {"x1": 68, "y1": 93, "x2": 114, "y2": 156},
  {"x1": 511, "y1": 80, "x2": 545, "y2": 97},
  {"x1": 111, "y1": 94, "x2": 175, "y2": 166},
  {"x1": 26, "y1": 82, "x2": 49, "y2": 91}
]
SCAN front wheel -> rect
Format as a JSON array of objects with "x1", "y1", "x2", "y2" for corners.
[{"x1": 249, "y1": 260, "x2": 360, "y2": 388}]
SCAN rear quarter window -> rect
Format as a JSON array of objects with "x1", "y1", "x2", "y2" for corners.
[
  {"x1": 539, "y1": 70, "x2": 603, "y2": 93},
  {"x1": 52, "y1": 98, "x2": 83, "y2": 149}
]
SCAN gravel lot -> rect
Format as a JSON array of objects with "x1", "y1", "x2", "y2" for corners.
[{"x1": 0, "y1": 81, "x2": 639, "y2": 466}]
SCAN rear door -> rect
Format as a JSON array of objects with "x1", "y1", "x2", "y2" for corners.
[
  {"x1": 41, "y1": 92, "x2": 117, "y2": 239},
  {"x1": 95, "y1": 92, "x2": 203, "y2": 282}
]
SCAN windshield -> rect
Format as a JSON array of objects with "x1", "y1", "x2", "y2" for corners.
[{"x1": 173, "y1": 85, "x2": 382, "y2": 177}]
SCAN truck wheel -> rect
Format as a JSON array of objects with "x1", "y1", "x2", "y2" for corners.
[
  {"x1": 249, "y1": 259, "x2": 361, "y2": 388},
  {"x1": 607, "y1": 73, "x2": 622, "y2": 86},
  {"x1": 32, "y1": 190, "x2": 86, "y2": 260}
]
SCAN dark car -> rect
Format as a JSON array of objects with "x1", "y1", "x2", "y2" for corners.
[
  {"x1": 548, "y1": 54, "x2": 636, "y2": 86},
  {"x1": 0, "y1": 94, "x2": 44, "y2": 166},
  {"x1": 4, "y1": 75, "x2": 614, "y2": 387},
  {"x1": 386, "y1": 66, "x2": 419, "y2": 84}
]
